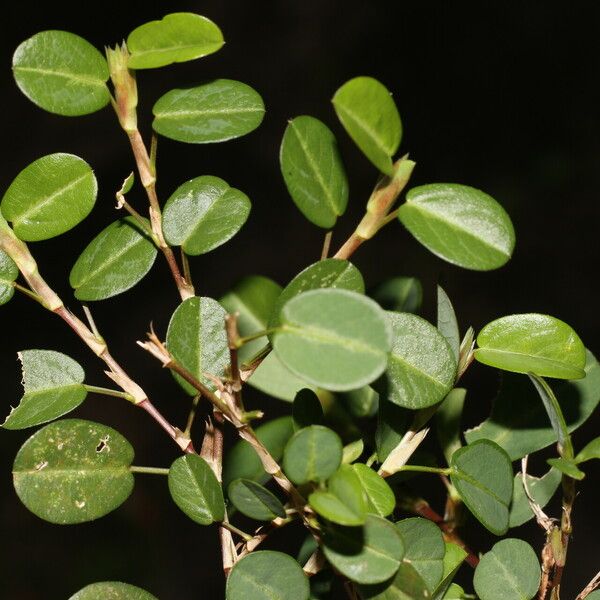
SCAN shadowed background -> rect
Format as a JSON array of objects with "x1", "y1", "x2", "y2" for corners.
[{"x1": 1, "y1": 1, "x2": 599, "y2": 598}]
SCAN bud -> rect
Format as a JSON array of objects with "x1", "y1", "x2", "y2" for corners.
[{"x1": 106, "y1": 42, "x2": 138, "y2": 132}]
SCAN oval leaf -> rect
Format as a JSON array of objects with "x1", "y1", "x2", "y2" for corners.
[
  {"x1": 450, "y1": 440, "x2": 513, "y2": 535},
  {"x1": 166, "y1": 296, "x2": 229, "y2": 395},
  {"x1": 0, "y1": 249, "x2": 18, "y2": 305},
  {"x1": 475, "y1": 314, "x2": 586, "y2": 379},
  {"x1": 576, "y1": 436, "x2": 600, "y2": 464},
  {"x1": 228, "y1": 479, "x2": 286, "y2": 521},
  {"x1": 370, "y1": 276, "x2": 423, "y2": 314},
  {"x1": 352, "y1": 463, "x2": 395, "y2": 517},
  {"x1": 152, "y1": 79, "x2": 265, "y2": 143},
  {"x1": 473, "y1": 539, "x2": 541, "y2": 600},
  {"x1": 13, "y1": 418, "x2": 134, "y2": 524},
  {"x1": 332, "y1": 76, "x2": 401, "y2": 175},
  {"x1": 546, "y1": 456, "x2": 585, "y2": 480},
  {"x1": 273, "y1": 289, "x2": 391, "y2": 391},
  {"x1": 2, "y1": 153, "x2": 97, "y2": 241},
  {"x1": 168, "y1": 454, "x2": 225, "y2": 525},
  {"x1": 163, "y1": 175, "x2": 250, "y2": 255},
  {"x1": 398, "y1": 184, "x2": 515, "y2": 271},
  {"x1": 69, "y1": 217, "x2": 157, "y2": 300},
  {"x1": 280, "y1": 115, "x2": 348, "y2": 228},
  {"x1": 13, "y1": 30, "x2": 110, "y2": 116},
  {"x1": 69, "y1": 582, "x2": 158, "y2": 600},
  {"x1": 3, "y1": 350, "x2": 87, "y2": 430},
  {"x1": 227, "y1": 550, "x2": 309, "y2": 600},
  {"x1": 127, "y1": 13, "x2": 224, "y2": 69}
]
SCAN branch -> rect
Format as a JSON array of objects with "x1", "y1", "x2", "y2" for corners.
[{"x1": 577, "y1": 571, "x2": 600, "y2": 600}]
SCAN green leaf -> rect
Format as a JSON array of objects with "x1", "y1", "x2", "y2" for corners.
[
  {"x1": 509, "y1": 468, "x2": 561, "y2": 528},
  {"x1": 69, "y1": 217, "x2": 157, "y2": 300},
  {"x1": 0, "y1": 249, "x2": 18, "y2": 305},
  {"x1": 227, "y1": 550, "x2": 309, "y2": 600},
  {"x1": 360, "y1": 566, "x2": 429, "y2": 600},
  {"x1": 166, "y1": 296, "x2": 229, "y2": 395},
  {"x1": 576, "y1": 436, "x2": 600, "y2": 463},
  {"x1": 586, "y1": 592, "x2": 600, "y2": 600},
  {"x1": 436, "y1": 388, "x2": 466, "y2": 465},
  {"x1": 376, "y1": 398, "x2": 409, "y2": 462},
  {"x1": 547, "y1": 457, "x2": 585, "y2": 480},
  {"x1": 69, "y1": 582, "x2": 158, "y2": 600},
  {"x1": 227, "y1": 479, "x2": 285, "y2": 521},
  {"x1": 13, "y1": 31, "x2": 110, "y2": 116},
  {"x1": 473, "y1": 539, "x2": 541, "y2": 600},
  {"x1": 322, "y1": 514, "x2": 404, "y2": 584},
  {"x1": 283, "y1": 425, "x2": 343, "y2": 485},
  {"x1": 223, "y1": 417, "x2": 294, "y2": 488},
  {"x1": 380, "y1": 312, "x2": 456, "y2": 409},
  {"x1": 352, "y1": 464, "x2": 395, "y2": 517},
  {"x1": 465, "y1": 350, "x2": 600, "y2": 460},
  {"x1": 341, "y1": 386, "x2": 379, "y2": 418},
  {"x1": 162, "y1": 175, "x2": 251, "y2": 255},
  {"x1": 343, "y1": 438, "x2": 365, "y2": 464},
  {"x1": 370, "y1": 277, "x2": 423, "y2": 314},
  {"x1": 127, "y1": 13, "x2": 224, "y2": 69},
  {"x1": 439, "y1": 584, "x2": 466, "y2": 600},
  {"x1": 475, "y1": 314, "x2": 586, "y2": 379},
  {"x1": 168, "y1": 454, "x2": 225, "y2": 525},
  {"x1": 273, "y1": 289, "x2": 391, "y2": 391},
  {"x1": 332, "y1": 76, "x2": 401, "y2": 175},
  {"x1": 152, "y1": 79, "x2": 265, "y2": 143},
  {"x1": 13, "y1": 419, "x2": 133, "y2": 524},
  {"x1": 280, "y1": 115, "x2": 348, "y2": 228},
  {"x1": 437, "y1": 286, "x2": 460, "y2": 363},
  {"x1": 398, "y1": 184, "x2": 515, "y2": 271},
  {"x1": 293, "y1": 389, "x2": 324, "y2": 431},
  {"x1": 3, "y1": 350, "x2": 87, "y2": 430},
  {"x1": 2, "y1": 153, "x2": 97, "y2": 241},
  {"x1": 450, "y1": 439, "x2": 513, "y2": 535},
  {"x1": 432, "y1": 543, "x2": 468, "y2": 600}
]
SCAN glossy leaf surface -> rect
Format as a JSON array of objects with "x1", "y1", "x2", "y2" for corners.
[
  {"x1": 69, "y1": 582, "x2": 158, "y2": 600},
  {"x1": 352, "y1": 463, "x2": 395, "y2": 517},
  {"x1": 0, "y1": 250, "x2": 18, "y2": 305},
  {"x1": 228, "y1": 479, "x2": 285, "y2": 521},
  {"x1": 437, "y1": 286, "x2": 460, "y2": 363},
  {"x1": 509, "y1": 468, "x2": 561, "y2": 527}
]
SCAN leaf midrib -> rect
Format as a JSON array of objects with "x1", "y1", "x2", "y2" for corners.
[
  {"x1": 131, "y1": 40, "x2": 222, "y2": 59},
  {"x1": 475, "y1": 347, "x2": 583, "y2": 376},
  {"x1": 157, "y1": 107, "x2": 263, "y2": 119},
  {"x1": 13, "y1": 65, "x2": 106, "y2": 87}
]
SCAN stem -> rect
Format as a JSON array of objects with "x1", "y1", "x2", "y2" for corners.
[
  {"x1": 225, "y1": 314, "x2": 243, "y2": 405},
  {"x1": 11, "y1": 282, "x2": 44, "y2": 305},
  {"x1": 320, "y1": 231, "x2": 333, "y2": 260},
  {"x1": 237, "y1": 329, "x2": 277, "y2": 347},
  {"x1": 130, "y1": 466, "x2": 170, "y2": 475},
  {"x1": 83, "y1": 384, "x2": 135, "y2": 401},
  {"x1": 184, "y1": 395, "x2": 201, "y2": 437},
  {"x1": 576, "y1": 571, "x2": 600, "y2": 600},
  {"x1": 221, "y1": 521, "x2": 252, "y2": 542},
  {"x1": 397, "y1": 465, "x2": 451, "y2": 475}
]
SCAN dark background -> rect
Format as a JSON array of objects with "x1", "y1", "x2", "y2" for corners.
[{"x1": 1, "y1": 1, "x2": 599, "y2": 598}]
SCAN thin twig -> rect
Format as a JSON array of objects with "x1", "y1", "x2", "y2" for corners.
[
  {"x1": 576, "y1": 571, "x2": 600, "y2": 600},
  {"x1": 320, "y1": 231, "x2": 333, "y2": 260}
]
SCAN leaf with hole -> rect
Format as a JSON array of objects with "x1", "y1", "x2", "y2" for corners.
[
  {"x1": 351, "y1": 464, "x2": 395, "y2": 517},
  {"x1": 292, "y1": 388, "x2": 324, "y2": 430},
  {"x1": 227, "y1": 479, "x2": 285, "y2": 521},
  {"x1": 127, "y1": 13, "x2": 224, "y2": 69},
  {"x1": 69, "y1": 582, "x2": 158, "y2": 600},
  {"x1": 153, "y1": 79, "x2": 265, "y2": 143},
  {"x1": 576, "y1": 436, "x2": 600, "y2": 464},
  {"x1": 2, "y1": 153, "x2": 97, "y2": 241},
  {"x1": 509, "y1": 468, "x2": 561, "y2": 528},
  {"x1": 280, "y1": 115, "x2": 348, "y2": 228},
  {"x1": 3, "y1": 350, "x2": 87, "y2": 430},
  {"x1": 13, "y1": 418, "x2": 134, "y2": 524},
  {"x1": 398, "y1": 184, "x2": 515, "y2": 271},
  {"x1": 0, "y1": 249, "x2": 18, "y2": 305},
  {"x1": 370, "y1": 276, "x2": 423, "y2": 314},
  {"x1": 436, "y1": 388, "x2": 466, "y2": 465},
  {"x1": 437, "y1": 286, "x2": 460, "y2": 363},
  {"x1": 432, "y1": 543, "x2": 467, "y2": 600},
  {"x1": 13, "y1": 30, "x2": 110, "y2": 116}
]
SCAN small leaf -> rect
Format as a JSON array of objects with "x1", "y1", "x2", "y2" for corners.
[
  {"x1": 13, "y1": 31, "x2": 110, "y2": 116},
  {"x1": 152, "y1": 79, "x2": 265, "y2": 143},
  {"x1": 360, "y1": 564, "x2": 429, "y2": 599},
  {"x1": 398, "y1": 184, "x2": 515, "y2": 271},
  {"x1": 293, "y1": 388, "x2": 324, "y2": 431},
  {"x1": 322, "y1": 514, "x2": 404, "y2": 584},
  {"x1": 352, "y1": 464, "x2": 395, "y2": 517},
  {"x1": 575, "y1": 436, "x2": 600, "y2": 464},
  {"x1": 370, "y1": 276, "x2": 423, "y2": 314},
  {"x1": 380, "y1": 312, "x2": 456, "y2": 409},
  {"x1": 432, "y1": 543, "x2": 468, "y2": 600},
  {"x1": 13, "y1": 419, "x2": 134, "y2": 524},
  {"x1": 166, "y1": 296, "x2": 229, "y2": 395},
  {"x1": 547, "y1": 457, "x2": 585, "y2": 480},
  {"x1": 227, "y1": 551, "x2": 310, "y2": 600},
  {"x1": 450, "y1": 439, "x2": 513, "y2": 535},
  {"x1": 283, "y1": 425, "x2": 343, "y2": 485},
  {"x1": 437, "y1": 286, "x2": 460, "y2": 363},
  {"x1": 332, "y1": 76, "x2": 402, "y2": 175},
  {"x1": 2, "y1": 153, "x2": 97, "y2": 241},
  {"x1": 343, "y1": 439, "x2": 365, "y2": 464},
  {"x1": 69, "y1": 582, "x2": 158, "y2": 600},
  {"x1": 439, "y1": 584, "x2": 467, "y2": 599},
  {"x1": 280, "y1": 115, "x2": 348, "y2": 228},
  {"x1": 227, "y1": 479, "x2": 286, "y2": 521},
  {"x1": 375, "y1": 398, "x2": 409, "y2": 463},
  {"x1": 69, "y1": 217, "x2": 157, "y2": 300},
  {"x1": 0, "y1": 249, "x2": 18, "y2": 305},
  {"x1": 475, "y1": 314, "x2": 586, "y2": 379},
  {"x1": 127, "y1": 13, "x2": 224, "y2": 69},
  {"x1": 341, "y1": 386, "x2": 379, "y2": 418},
  {"x1": 473, "y1": 539, "x2": 541, "y2": 600},
  {"x1": 3, "y1": 350, "x2": 87, "y2": 430},
  {"x1": 273, "y1": 289, "x2": 391, "y2": 391},
  {"x1": 168, "y1": 454, "x2": 225, "y2": 525},
  {"x1": 436, "y1": 388, "x2": 466, "y2": 466},
  {"x1": 509, "y1": 468, "x2": 561, "y2": 528},
  {"x1": 162, "y1": 175, "x2": 251, "y2": 255}
]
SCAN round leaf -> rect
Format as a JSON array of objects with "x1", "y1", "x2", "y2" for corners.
[
  {"x1": 227, "y1": 550, "x2": 309, "y2": 600},
  {"x1": 398, "y1": 184, "x2": 515, "y2": 271},
  {"x1": 3, "y1": 350, "x2": 87, "y2": 430},
  {"x1": 0, "y1": 249, "x2": 18, "y2": 305},
  {"x1": 162, "y1": 175, "x2": 250, "y2": 255},
  {"x1": 332, "y1": 76, "x2": 402, "y2": 175},
  {"x1": 2, "y1": 153, "x2": 97, "y2": 241},
  {"x1": 473, "y1": 539, "x2": 541, "y2": 600},
  {"x1": 273, "y1": 289, "x2": 391, "y2": 391},
  {"x1": 450, "y1": 440, "x2": 513, "y2": 535},
  {"x1": 380, "y1": 312, "x2": 456, "y2": 409},
  {"x1": 228, "y1": 479, "x2": 286, "y2": 521},
  {"x1": 322, "y1": 514, "x2": 404, "y2": 584},
  {"x1": 352, "y1": 463, "x2": 395, "y2": 517},
  {"x1": 370, "y1": 276, "x2": 423, "y2": 314},
  {"x1": 280, "y1": 115, "x2": 348, "y2": 228},
  {"x1": 13, "y1": 30, "x2": 110, "y2": 116},
  {"x1": 69, "y1": 217, "x2": 157, "y2": 300},
  {"x1": 168, "y1": 454, "x2": 225, "y2": 525},
  {"x1": 13, "y1": 419, "x2": 134, "y2": 524},
  {"x1": 127, "y1": 13, "x2": 224, "y2": 69},
  {"x1": 475, "y1": 313, "x2": 586, "y2": 379},
  {"x1": 152, "y1": 79, "x2": 265, "y2": 143},
  {"x1": 69, "y1": 582, "x2": 158, "y2": 600},
  {"x1": 166, "y1": 296, "x2": 229, "y2": 395}
]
